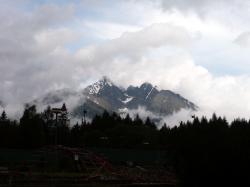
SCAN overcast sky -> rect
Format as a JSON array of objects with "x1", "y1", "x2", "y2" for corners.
[{"x1": 1, "y1": 0, "x2": 250, "y2": 120}]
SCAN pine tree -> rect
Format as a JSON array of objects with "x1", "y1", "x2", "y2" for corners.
[
  {"x1": 0, "y1": 110, "x2": 7, "y2": 121},
  {"x1": 145, "y1": 117, "x2": 156, "y2": 129},
  {"x1": 60, "y1": 103, "x2": 69, "y2": 126},
  {"x1": 42, "y1": 106, "x2": 53, "y2": 123},
  {"x1": 134, "y1": 114, "x2": 143, "y2": 126},
  {"x1": 61, "y1": 103, "x2": 67, "y2": 111},
  {"x1": 124, "y1": 114, "x2": 132, "y2": 124},
  {"x1": 160, "y1": 123, "x2": 168, "y2": 131},
  {"x1": 19, "y1": 105, "x2": 45, "y2": 148}
]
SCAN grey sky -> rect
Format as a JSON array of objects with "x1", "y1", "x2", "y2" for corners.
[{"x1": 1, "y1": 0, "x2": 250, "y2": 120}]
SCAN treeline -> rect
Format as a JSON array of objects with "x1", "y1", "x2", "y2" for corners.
[
  {"x1": 169, "y1": 115, "x2": 250, "y2": 186},
  {"x1": 1, "y1": 105, "x2": 250, "y2": 185},
  {"x1": 0, "y1": 104, "x2": 159, "y2": 149}
]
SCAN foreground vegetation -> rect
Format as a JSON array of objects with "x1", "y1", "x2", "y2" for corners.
[{"x1": 1, "y1": 104, "x2": 250, "y2": 186}]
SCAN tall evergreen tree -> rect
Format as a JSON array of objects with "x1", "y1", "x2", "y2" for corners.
[
  {"x1": 0, "y1": 110, "x2": 7, "y2": 121},
  {"x1": 60, "y1": 103, "x2": 69, "y2": 126},
  {"x1": 19, "y1": 105, "x2": 45, "y2": 148},
  {"x1": 145, "y1": 117, "x2": 156, "y2": 129},
  {"x1": 134, "y1": 114, "x2": 143, "y2": 126}
]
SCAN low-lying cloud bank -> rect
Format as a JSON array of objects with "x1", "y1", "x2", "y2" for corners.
[{"x1": 124, "y1": 106, "x2": 194, "y2": 128}]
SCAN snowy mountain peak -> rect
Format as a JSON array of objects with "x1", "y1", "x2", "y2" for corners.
[
  {"x1": 86, "y1": 76, "x2": 114, "y2": 95},
  {"x1": 101, "y1": 76, "x2": 113, "y2": 86}
]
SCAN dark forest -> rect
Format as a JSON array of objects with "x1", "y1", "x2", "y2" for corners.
[{"x1": 1, "y1": 104, "x2": 250, "y2": 186}]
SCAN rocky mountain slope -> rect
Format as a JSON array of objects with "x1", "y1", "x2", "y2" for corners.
[
  {"x1": 29, "y1": 76, "x2": 197, "y2": 119},
  {"x1": 72, "y1": 77, "x2": 197, "y2": 118}
]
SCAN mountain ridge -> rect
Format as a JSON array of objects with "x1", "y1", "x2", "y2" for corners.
[
  {"x1": 27, "y1": 76, "x2": 197, "y2": 120},
  {"x1": 73, "y1": 77, "x2": 197, "y2": 118}
]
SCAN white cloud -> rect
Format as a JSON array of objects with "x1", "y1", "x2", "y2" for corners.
[
  {"x1": 2, "y1": 0, "x2": 250, "y2": 124},
  {"x1": 0, "y1": 3, "x2": 79, "y2": 115},
  {"x1": 125, "y1": 106, "x2": 194, "y2": 128},
  {"x1": 234, "y1": 31, "x2": 250, "y2": 47},
  {"x1": 158, "y1": 0, "x2": 250, "y2": 19},
  {"x1": 81, "y1": 21, "x2": 141, "y2": 40},
  {"x1": 73, "y1": 22, "x2": 250, "y2": 123},
  {"x1": 75, "y1": 23, "x2": 192, "y2": 78}
]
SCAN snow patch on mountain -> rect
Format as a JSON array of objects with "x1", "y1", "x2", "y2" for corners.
[
  {"x1": 120, "y1": 97, "x2": 133, "y2": 104},
  {"x1": 118, "y1": 107, "x2": 129, "y2": 113},
  {"x1": 87, "y1": 76, "x2": 114, "y2": 95},
  {"x1": 88, "y1": 83, "x2": 102, "y2": 95},
  {"x1": 93, "y1": 99, "x2": 99, "y2": 105},
  {"x1": 145, "y1": 86, "x2": 156, "y2": 100}
]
